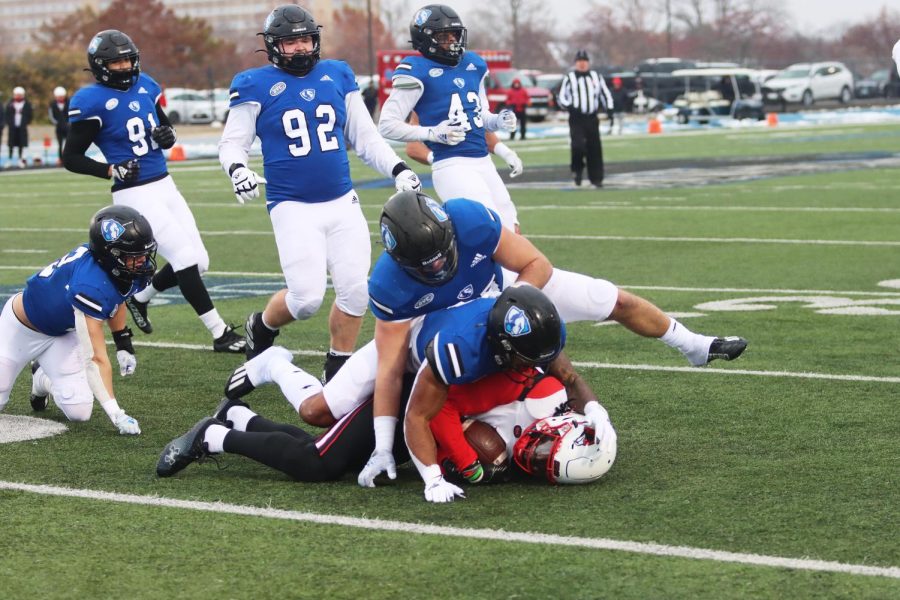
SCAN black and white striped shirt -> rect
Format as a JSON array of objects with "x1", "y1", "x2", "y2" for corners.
[{"x1": 558, "y1": 70, "x2": 614, "y2": 115}]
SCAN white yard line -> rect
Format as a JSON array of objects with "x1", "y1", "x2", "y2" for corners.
[
  {"x1": 516, "y1": 204, "x2": 900, "y2": 214},
  {"x1": 0, "y1": 481, "x2": 896, "y2": 579}
]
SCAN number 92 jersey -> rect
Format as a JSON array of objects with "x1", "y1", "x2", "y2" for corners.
[
  {"x1": 393, "y1": 51, "x2": 489, "y2": 163},
  {"x1": 228, "y1": 61, "x2": 357, "y2": 206},
  {"x1": 67, "y1": 73, "x2": 168, "y2": 187}
]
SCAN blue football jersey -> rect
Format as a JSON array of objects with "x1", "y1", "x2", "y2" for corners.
[
  {"x1": 393, "y1": 52, "x2": 490, "y2": 162},
  {"x1": 68, "y1": 73, "x2": 168, "y2": 187},
  {"x1": 368, "y1": 198, "x2": 503, "y2": 321},
  {"x1": 22, "y1": 245, "x2": 138, "y2": 336},
  {"x1": 228, "y1": 61, "x2": 358, "y2": 209}
]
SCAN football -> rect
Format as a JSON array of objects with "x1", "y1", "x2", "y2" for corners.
[{"x1": 462, "y1": 419, "x2": 508, "y2": 466}]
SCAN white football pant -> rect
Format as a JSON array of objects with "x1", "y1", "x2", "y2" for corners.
[{"x1": 431, "y1": 155, "x2": 519, "y2": 231}]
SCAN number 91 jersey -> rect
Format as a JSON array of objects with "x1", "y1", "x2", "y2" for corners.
[
  {"x1": 68, "y1": 73, "x2": 168, "y2": 187},
  {"x1": 393, "y1": 51, "x2": 489, "y2": 163},
  {"x1": 228, "y1": 61, "x2": 356, "y2": 205}
]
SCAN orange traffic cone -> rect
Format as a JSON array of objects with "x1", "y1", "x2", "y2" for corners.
[
  {"x1": 766, "y1": 112, "x2": 778, "y2": 127},
  {"x1": 647, "y1": 118, "x2": 662, "y2": 134},
  {"x1": 169, "y1": 144, "x2": 186, "y2": 161}
]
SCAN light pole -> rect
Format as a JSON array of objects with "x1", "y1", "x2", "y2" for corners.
[
  {"x1": 511, "y1": 0, "x2": 521, "y2": 66},
  {"x1": 367, "y1": 0, "x2": 375, "y2": 78}
]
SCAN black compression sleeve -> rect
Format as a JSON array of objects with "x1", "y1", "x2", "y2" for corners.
[
  {"x1": 62, "y1": 120, "x2": 111, "y2": 179},
  {"x1": 154, "y1": 101, "x2": 172, "y2": 128}
]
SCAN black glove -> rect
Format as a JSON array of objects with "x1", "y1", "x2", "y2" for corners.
[
  {"x1": 110, "y1": 159, "x2": 140, "y2": 183},
  {"x1": 151, "y1": 125, "x2": 177, "y2": 149},
  {"x1": 442, "y1": 458, "x2": 509, "y2": 485},
  {"x1": 112, "y1": 327, "x2": 135, "y2": 354},
  {"x1": 607, "y1": 110, "x2": 615, "y2": 124}
]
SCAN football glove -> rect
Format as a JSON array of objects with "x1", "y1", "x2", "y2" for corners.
[
  {"x1": 230, "y1": 165, "x2": 267, "y2": 204},
  {"x1": 151, "y1": 125, "x2": 177, "y2": 149},
  {"x1": 113, "y1": 410, "x2": 141, "y2": 435},
  {"x1": 116, "y1": 350, "x2": 136, "y2": 377},
  {"x1": 358, "y1": 449, "x2": 397, "y2": 488},
  {"x1": 427, "y1": 120, "x2": 467, "y2": 146},
  {"x1": 584, "y1": 401, "x2": 616, "y2": 447},
  {"x1": 424, "y1": 465, "x2": 465, "y2": 503},
  {"x1": 110, "y1": 159, "x2": 140, "y2": 184},
  {"x1": 498, "y1": 109, "x2": 518, "y2": 132},
  {"x1": 493, "y1": 142, "x2": 524, "y2": 178},
  {"x1": 394, "y1": 168, "x2": 422, "y2": 192}
]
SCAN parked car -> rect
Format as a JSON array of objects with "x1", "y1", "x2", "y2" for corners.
[
  {"x1": 854, "y1": 69, "x2": 891, "y2": 99},
  {"x1": 534, "y1": 73, "x2": 564, "y2": 110},
  {"x1": 762, "y1": 62, "x2": 854, "y2": 107},
  {"x1": 484, "y1": 69, "x2": 552, "y2": 121},
  {"x1": 634, "y1": 57, "x2": 697, "y2": 104},
  {"x1": 671, "y1": 68, "x2": 765, "y2": 124},
  {"x1": 164, "y1": 88, "x2": 216, "y2": 125}
]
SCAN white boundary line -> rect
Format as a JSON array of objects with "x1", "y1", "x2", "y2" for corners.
[{"x1": 0, "y1": 481, "x2": 896, "y2": 579}]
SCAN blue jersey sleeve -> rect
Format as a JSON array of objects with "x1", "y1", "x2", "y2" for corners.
[
  {"x1": 392, "y1": 57, "x2": 423, "y2": 86},
  {"x1": 425, "y1": 330, "x2": 492, "y2": 386},
  {"x1": 141, "y1": 73, "x2": 163, "y2": 105},
  {"x1": 445, "y1": 199, "x2": 503, "y2": 255},
  {"x1": 228, "y1": 70, "x2": 262, "y2": 109},
  {"x1": 65, "y1": 283, "x2": 118, "y2": 321},
  {"x1": 67, "y1": 88, "x2": 101, "y2": 125},
  {"x1": 336, "y1": 61, "x2": 359, "y2": 94}
]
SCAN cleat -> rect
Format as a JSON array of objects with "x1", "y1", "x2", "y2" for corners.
[
  {"x1": 156, "y1": 417, "x2": 222, "y2": 477},
  {"x1": 213, "y1": 325, "x2": 247, "y2": 353},
  {"x1": 125, "y1": 297, "x2": 153, "y2": 334},
  {"x1": 223, "y1": 363, "x2": 256, "y2": 400},
  {"x1": 573, "y1": 171, "x2": 583, "y2": 187},
  {"x1": 322, "y1": 352, "x2": 350, "y2": 384},
  {"x1": 706, "y1": 337, "x2": 748, "y2": 364},
  {"x1": 244, "y1": 312, "x2": 279, "y2": 360},
  {"x1": 213, "y1": 396, "x2": 250, "y2": 428},
  {"x1": 29, "y1": 362, "x2": 49, "y2": 412}
]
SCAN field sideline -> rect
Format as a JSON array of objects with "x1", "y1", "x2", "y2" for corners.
[{"x1": 1, "y1": 122, "x2": 898, "y2": 598}]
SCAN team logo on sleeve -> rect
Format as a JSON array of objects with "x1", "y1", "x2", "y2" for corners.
[
  {"x1": 101, "y1": 219, "x2": 126, "y2": 242},
  {"x1": 128, "y1": 101, "x2": 140, "y2": 112},
  {"x1": 380, "y1": 223, "x2": 397, "y2": 251},
  {"x1": 456, "y1": 284, "x2": 474, "y2": 300},
  {"x1": 429, "y1": 68, "x2": 444, "y2": 78},
  {"x1": 424, "y1": 198, "x2": 448, "y2": 222},
  {"x1": 453, "y1": 78, "x2": 465, "y2": 88},
  {"x1": 504, "y1": 307, "x2": 531, "y2": 337},
  {"x1": 300, "y1": 89, "x2": 316, "y2": 101},
  {"x1": 269, "y1": 82, "x2": 287, "y2": 97},
  {"x1": 414, "y1": 9, "x2": 432, "y2": 26},
  {"x1": 105, "y1": 98, "x2": 119, "y2": 110}
]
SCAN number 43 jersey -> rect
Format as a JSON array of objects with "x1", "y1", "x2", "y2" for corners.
[
  {"x1": 68, "y1": 73, "x2": 168, "y2": 188},
  {"x1": 228, "y1": 61, "x2": 357, "y2": 206}
]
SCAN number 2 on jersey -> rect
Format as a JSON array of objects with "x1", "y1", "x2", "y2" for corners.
[
  {"x1": 282, "y1": 105, "x2": 339, "y2": 157},
  {"x1": 448, "y1": 92, "x2": 483, "y2": 131}
]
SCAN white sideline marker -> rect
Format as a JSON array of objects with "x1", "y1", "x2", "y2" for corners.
[{"x1": 0, "y1": 481, "x2": 897, "y2": 580}]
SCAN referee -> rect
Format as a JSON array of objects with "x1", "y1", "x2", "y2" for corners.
[{"x1": 558, "y1": 50, "x2": 613, "y2": 187}]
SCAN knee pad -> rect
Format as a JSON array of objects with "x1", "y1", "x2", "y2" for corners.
[
  {"x1": 52, "y1": 381, "x2": 93, "y2": 422},
  {"x1": 544, "y1": 269, "x2": 618, "y2": 323},
  {"x1": 59, "y1": 400, "x2": 93, "y2": 422},
  {"x1": 285, "y1": 289, "x2": 324, "y2": 321},
  {"x1": 334, "y1": 279, "x2": 368, "y2": 318}
]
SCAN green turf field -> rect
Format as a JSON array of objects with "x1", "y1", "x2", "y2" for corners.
[{"x1": 1, "y1": 122, "x2": 898, "y2": 598}]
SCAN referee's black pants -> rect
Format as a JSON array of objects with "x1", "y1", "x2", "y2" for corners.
[{"x1": 568, "y1": 112, "x2": 603, "y2": 185}]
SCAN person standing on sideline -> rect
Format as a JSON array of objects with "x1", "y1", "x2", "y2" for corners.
[
  {"x1": 505, "y1": 78, "x2": 529, "y2": 140},
  {"x1": 218, "y1": 4, "x2": 421, "y2": 382},
  {"x1": 64, "y1": 29, "x2": 247, "y2": 353},
  {"x1": 557, "y1": 50, "x2": 613, "y2": 187},
  {"x1": 608, "y1": 76, "x2": 627, "y2": 135},
  {"x1": 48, "y1": 87, "x2": 70, "y2": 165},
  {"x1": 6, "y1": 87, "x2": 33, "y2": 168}
]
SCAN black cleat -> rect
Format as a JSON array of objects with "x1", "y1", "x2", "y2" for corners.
[
  {"x1": 125, "y1": 297, "x2": 153, "y2": 334},
  {"x1": 156, "y1": 417, "x2": 222, "y2": 477},
  {"x1": 223, "y1": 363, "x2": 256, "y2": 400},
  {"x1": 706, "y1": 337, "x2": 748, "y2": 364},
  {"x1": 573, "y1": 170, "x2": 583, "y2": 187},
  {"x1": 213, "y1": 396, "x2": 250, "y2": 428},
  {"x1": 213, "y1": 325, "x2": 247, "y2": 353},
  {"x1": 244, "y1": 312, "x2": 279, "y2": 360},
  {"x1": 322, "y1": 352, "x2": 350, "y2": 384},
  {"x1": 29, "y1": 362, "x2": 48, "y2": 412}
]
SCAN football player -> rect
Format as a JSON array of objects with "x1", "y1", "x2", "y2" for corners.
[
  {"x1": 0, "y1": 206, "x2": 154, "y2": 434},
  {"x1": 378, "y1": 5, "x2": 520, "y2": 230},
  {"x1": 217, "y1": 5, "x2": 422, "y2": 382},
  {"x1": 63, "y1": 30, "x2": 246, "y2": 353}
]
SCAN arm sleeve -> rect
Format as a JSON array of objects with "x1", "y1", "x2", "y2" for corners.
[
  {"x1": 62, "y1": 120, "x2": 110, "y2": 179},
  {"x1": 155, "y1": 101, "x2": 172, "y2": 128},
  {"x1": 344, "y1": 90, "x2": 405, "y2": 177},
  {"x1": 479, "y1": 77, "x2": 502, "y2": 131},
  {"x1": 377, "y1": 83, "x2": 431, "y2": 142},
  {"x1": 218, "y1": 102, "x2": 260, "y2": 173}
]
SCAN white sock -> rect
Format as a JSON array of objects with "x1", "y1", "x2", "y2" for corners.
[
  {"x1": 203, "y1": 424, "x2": 230, "y2": 453},
  {"x1": 133, "y1": 284, "x2": 159, "y2": 304},
  {"x1": 273, "y1": 364, "x2": 323, "y2": 413},
  {"x1": 660, "y1": 318, "x2": 715, "y2": 367},
  {"x1": 328, "y1": 348, "x2": 352, "y2": 357},
  {"x1": 244, "y1": 346, "x2": 294, "y2": 386},
  {"x1": 32, "y1": 367, "x2": 51, "y2": 396},
  {"x1": 261, "y1": 313, "x2": 279, "y2": 332},
  {"x1": 199, "y1": 308, "x2": 227, "y2": 339},
  {"x1": 226, "y1": 406, "x2": 257, "y2": 432}
]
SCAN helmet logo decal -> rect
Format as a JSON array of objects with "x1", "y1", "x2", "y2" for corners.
[
  {"x1": 429, "y1": 68, "x2": 444, "y2": 77},
  {"x1": 300, "y1": 88, "x2": 316, "y2": 101},
  {"x1": 128, "y1": 101, "x2": 140, "y2": 112},
  {"x1": 453, "y1": 78, "x2": 465, "y2": 88},
  {"x1": 380, "y1": 223, "x2": 397, "y2": 251},
  {"x1": 105, "y1": 98, "x2": 119, "y2": 110},
  {"x1": 424, "y1": 198, "x2": 448, "y2": 221},
  {"x1": 414, "y1": 9, "x2": 432, "y2": 26},
  {"x1": 265, "y1": 13, "x2": 275, "y2": 30},
  {"x1": 88, "y1": 36, "x2": 102, "y2": 54},
  {"x1": 504, "y1": 306, "x2": 532, "y2": 337},
  {"x1": 101, "y1": 219, "x2": 126, "y2": 242},
  {"x1": 269, "y1": 82, "x2": 287, "y2": 96}
]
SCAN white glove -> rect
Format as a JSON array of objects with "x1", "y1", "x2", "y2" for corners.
[
  {"x1": 493, "y1": 142, "x2": 524, "y2": 178},
  {"x1": 116, "y1": 350, "x2": 136, "y2": 377},
  {"x1": 584, "y1": 401, "x2": 614, "y2": 446},
  {"x1": 358, "y1": 449, "x2": 397, "y2": 488},
  {"x1": 230, "y1": 166, "x2": 267, "y2": 204},
  {"x1": 113, "y1": 410, "x2": 141, "y2": 435},
  {"x1": 427, "y1": 120, "x2": 467, "y2": 146},
  {"x1": 498, "y1": 109, "x2": 518, "y2": 132},
  {"x1": 394, "y1": 169, "x2": 422, "y2": 192},
  {"x1": 423, "y1": 465, "x2": 465, "y2": 503}
]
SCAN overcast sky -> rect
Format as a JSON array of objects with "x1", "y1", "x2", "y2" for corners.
[{"x1": 442, "y1": 0, "x2": 894, "y2": 34}]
